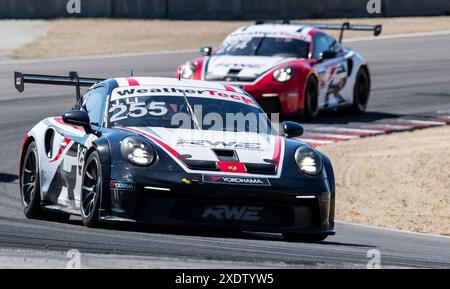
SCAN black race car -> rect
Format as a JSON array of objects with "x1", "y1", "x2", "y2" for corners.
[{"x1": 16, "y1": 71, "x2": 335, "y2": 242}]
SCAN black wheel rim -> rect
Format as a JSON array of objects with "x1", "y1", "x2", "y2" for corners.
[
  {"x1": 356, "y1": 74, "x2": 369, "y2": 108},
  {"x1": 81, "y1": 158, "x2": 99, "y2": 218},
  {"x1": 21, "y1": 148, "x2": 37, "y2": 207},
  {"x1": 308, "y1": 82, "x2": 318, "y2": 113}
]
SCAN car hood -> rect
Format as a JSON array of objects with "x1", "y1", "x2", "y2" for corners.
[
  {"x1": 205, "y1": 55, "x2": 295, "y2": 81},
  {"x1": 126, "y1": 126, "x2": 283, "y2": 165}
]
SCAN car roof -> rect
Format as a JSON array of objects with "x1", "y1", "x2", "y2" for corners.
[
  {"x1": 230, "y1": 24, "x2": 315, "y2": 42},
  {"x1": 108, "y1": 77, "x2": 260, "y2": 107},
  {"x1": 113, "y1": 77, "x2": 246, "y2": 93}
]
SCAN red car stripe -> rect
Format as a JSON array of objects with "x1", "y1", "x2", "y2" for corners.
[
  {"x1": 18, "y1": 134, "x2": 29, "y2": 181},
  {"x1": 223, "y1": 85, "x2": 236, "y2": 92},
  {"x1": 272, "y1": 136, "x2": 282, "y2": 163},
  {"x1": 127, "y1": 78, "x2": 140, "y2": 86},
  {"x1": 53, "y1": 117, "x2": 84, "y2": 132},
  {"x1": 50, "y1": 137, "x2": 72, "y2": 163},
  {"x1": 216, "y1": 161, "x2": 247, "y2": 173},
  {"x1": 119, "y1": 126, "x2": 183, "y2": 159}
]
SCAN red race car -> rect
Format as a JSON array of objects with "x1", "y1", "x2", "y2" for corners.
[{"x1": 176, "y1": 21, "x2": 381, "y2": 119}]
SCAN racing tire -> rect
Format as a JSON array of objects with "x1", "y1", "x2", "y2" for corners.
[
  {"x1": 80, "y1": 151, "x2": 102, "y2": 227},
  {"x1": 21, "y1": 142, "x2": 70, "y2": 222},
  {"x1": 282, "y1": 232, "x2": 328, "y2": 243},
  {"x1": 302, "y1": 76, "x2": 319, "y2": 120},
  {"x1": 350, "y1": 67, "x2": 371, "y2": 114}
]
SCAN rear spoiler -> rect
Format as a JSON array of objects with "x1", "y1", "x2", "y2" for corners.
[
  {"x1": 255, "y1": 20, "x2": 382, "y2": 43},
  {"x1": 255, "y1": 20, "x2": 290, "y2": 25},
  {"x1": 14, "y1": 71, "x2": 105, "y2": 100},
  {"x1": 302, "y1": 22, "x2": 382, "y2": 42}
]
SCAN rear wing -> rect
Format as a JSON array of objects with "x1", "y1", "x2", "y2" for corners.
[
  {"x1": 14, "y1": 71, "x2": 105, "y2": 100},
  {"x1": 302, "y1": 22, "x2": 382, "y2": 42},
  {"x1": 255, "y1": 20, "x2": 382, "y2": 43}
]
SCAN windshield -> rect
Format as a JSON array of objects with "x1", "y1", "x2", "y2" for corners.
[
  {"x1": 216, "y1": 35, "x2": 310, "y2": 58},
  {"x1": 108, "y1": 95, "x2": 272, "y2": 134}
]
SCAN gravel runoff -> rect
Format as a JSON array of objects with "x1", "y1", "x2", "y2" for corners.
[{"x1": 0, "y1": 20, "x2": 48, "y2": 60}]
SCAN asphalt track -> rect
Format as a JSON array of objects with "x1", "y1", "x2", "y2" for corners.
[{"x1": 0, "y1": 34, "x2": 449, "y2": 268}]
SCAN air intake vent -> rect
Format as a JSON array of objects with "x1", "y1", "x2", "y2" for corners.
[
  {"x1": 228, "y1": 69, "x2": 241, "y2": 75},
  {"x1": 183, "y1": 160, "x2": 219, "y2": 171},
  {"x1": 245, "y1": 163, "x2": 277, "y2": 175},
  {"x1": 212, "y1": 149, "x2": 239, "y2": 162}
]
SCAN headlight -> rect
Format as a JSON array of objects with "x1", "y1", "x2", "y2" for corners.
[
  {"x1": 179, "y1": 62, "x2": 197, "y2": 79},
  {"x1": 273, "y1": 66, "x2": 294, "y2": 82},
  {"x1": 294, "y1": 147, "x2": 323, "y2": 175},
  {"x1": 120, "y1": 136, "x2": 155, "y2": 166}
]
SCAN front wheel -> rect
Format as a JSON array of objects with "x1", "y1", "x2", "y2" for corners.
[
  {"x1": 350, "y1": 67, "x2": 371, "y2": 113},
  {"x1": 21, "y1": 141, "x2": 70, "y2": 222},
  {"x1": 302, "y1": 76, "x2": 319, "y2": 120},
  {"x1": 80, "y1": 151, "x2": 102, "y2": 227},
  {"x1": 282, "y1": 232, "x2": 328, "y2": 243}
]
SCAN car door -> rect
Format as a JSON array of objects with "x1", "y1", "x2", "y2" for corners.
[
  {"x1": 72, "y1": 86, "x2": 107, "y2": 205},
  {"x1": 312, "y1": 33, "x2": 348, "y2": 109},
  {"x1": 43, "y1": 86, "x2": 107, "y2": 209}
]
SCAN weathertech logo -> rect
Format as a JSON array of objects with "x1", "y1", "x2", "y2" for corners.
[
  {"x1": 202, "y1": 175, "x2": 270, "y2": 186},
  {"x1": 202, "y1": 205, "x2": 263, "y2": 221}
]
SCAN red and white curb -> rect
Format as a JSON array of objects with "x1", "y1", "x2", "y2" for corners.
[{"x1": 298, "y1": 111, "x2": 450, "y2": 147}]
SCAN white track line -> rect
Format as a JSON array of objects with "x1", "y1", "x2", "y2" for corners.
[
  {"x1": 297, "y1": 138, "x2": 335, "y2": 145},
  {"x1": 399, "y1": 119, "x2": 446, "y2": 126},
  {"x1": 346, "y1": 30, "x2": 450, "y2": 42},
  {"x1": 367, "y1": 123, "x2": 415, "y2": 130},
  {"x1": 0, "y1": 49, "x2": 197, "y2": 64},
  {"x1": 303, "y1": 132, "x2": 360, "y2": 140},
  {"x1": 336, "y1": 221, "x2": 450, "y2": 240},
  {"x1": 307, "y1": 126, "x2": 384, "y2": 134},
  {"x1": 2, "y1": 30, "x2": 450, "y2": 64}
]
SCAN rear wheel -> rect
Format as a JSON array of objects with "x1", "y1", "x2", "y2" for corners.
[
  {"x1": 350, "y1": 67, "x2": 370, "y2": 113},
  {"x1": 282, "y1": 232, "x2": 328, "y2": 243},
  {"x1": 80, "y1": 151, "x2": 102, "y2": 227},
  {"x1": 21, "y1": 142, "x2": 70, "y2": 222},
  {"x1": 302, "y1": 76, "x2": 319, "y2": 120}
]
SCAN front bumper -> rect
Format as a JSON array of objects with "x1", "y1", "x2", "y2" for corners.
[
  {"x1": 101, "y1": 170, "x2": 335, "y2": 235},
  {"x1": 232, "y1": 81, "x2": 303, "y2": 115}
]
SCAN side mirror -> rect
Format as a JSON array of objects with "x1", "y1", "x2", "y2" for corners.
[
  {"x1": 200, "y1": 46, "x2": 212, "y2": 56},
  {"x1": 62, "y1": 110, "x2": 93, "y2": 134},
  {"x1": 282, "y1": 121, "x2": 304, "y2": 138},
  {"x1": 319, "y1": 50, "x2": 337, "y2": 61}
]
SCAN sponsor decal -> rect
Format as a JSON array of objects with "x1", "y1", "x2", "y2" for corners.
[
  {"x1": 111, "y1": 86, "x2": 257, "y2": 107},
  {"x1": 228, "y1": 31, "x2": 312, "y2": 42},
  {"x1": 202, "y1": 205, "x2": 263, "y2": 221},
  {"x1": 202, "y1": 175, "x2": 271, "y2": 186},
  {"x1": 228, "y1": 165, "x2": 237, "y2": 171},
  {"x1": 216, "y1": 162, "x2": 247, "y2": 173},
  {"x1": 110, "y1": 181, "x2": 135, "y2": 191},
  {"x1": 215, "y1": 62, "x2": 262, "y2": 69},
  {"x1": 176, "y1": 139, "x2": 262, "y2": 150}
]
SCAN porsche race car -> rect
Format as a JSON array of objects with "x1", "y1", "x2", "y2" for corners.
[
  {"x1": 16, "y1": 72, "x2": 335, "y2": 242},
  {"x1": 176, "y1": 21, "x2": 382, "y2": 119}
]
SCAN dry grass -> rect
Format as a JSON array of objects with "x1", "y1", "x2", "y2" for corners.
[
  {"x1": 319, "y1": 125, "x2": 450, "y2": 236},
  {"x1": 11, "y1": 16, "x2": 450, "y2": 59},
  {"x1": 10, "y1": 19, "x2": 248, "y2": 59}
]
